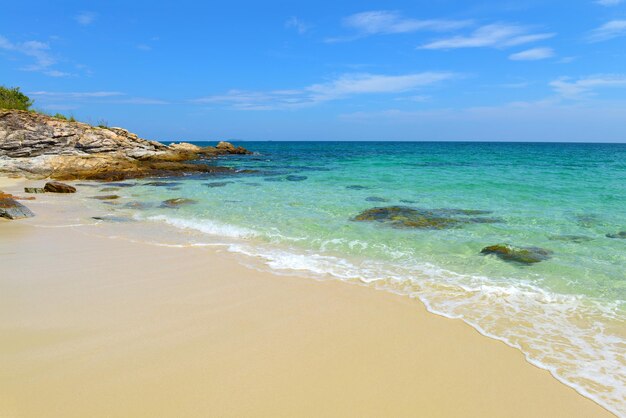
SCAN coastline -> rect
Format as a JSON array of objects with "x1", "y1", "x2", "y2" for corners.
[{"x1": 0, "y1": 177, "x2": 616, "y2": 417}]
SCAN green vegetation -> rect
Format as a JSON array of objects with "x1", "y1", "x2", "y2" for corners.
[{"x1": 0, "y1": 86, "x2": 33, "y2": 110}]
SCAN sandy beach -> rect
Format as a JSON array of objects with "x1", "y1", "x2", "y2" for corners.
[{"x1": 0, "y1": 178, "x2": 615, "y2": 417}]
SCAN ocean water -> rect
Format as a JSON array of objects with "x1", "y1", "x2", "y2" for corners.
[{"x1": 86, "y1": 142, "x2": 626, "y2": 415}]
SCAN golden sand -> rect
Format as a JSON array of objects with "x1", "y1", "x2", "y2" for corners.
[{"x1": 0, "y1": 179, "x2": 614, "y2": 417}]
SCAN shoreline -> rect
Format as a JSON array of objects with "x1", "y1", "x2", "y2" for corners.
[{"x1": 0, "y1": 177, "x2": 616, "y2": 417}]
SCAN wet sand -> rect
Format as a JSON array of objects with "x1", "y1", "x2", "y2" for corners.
[{"x1": 0, "y1": 178, "x2": 615, "y2": 417}]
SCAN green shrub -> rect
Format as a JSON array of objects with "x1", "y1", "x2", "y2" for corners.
[
  {"x1": 0, "y1": 86, "x2": 33, "y2": 110},
  {"x1": 53, "y1": 113, "x2": 68, "y2": 120}
]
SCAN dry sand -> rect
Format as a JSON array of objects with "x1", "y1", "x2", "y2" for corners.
[{"x1": 0, "y1": 178, "x2": 615, "y2": 417}]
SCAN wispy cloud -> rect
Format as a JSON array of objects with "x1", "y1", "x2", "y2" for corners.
[
  {"x1": 550, "y1": 75, "x2": 626, "y2": 99},
  {"x1": 588, "y1": 20, "x2": 626, "y2": 42},
  {"x1": 344, "y1": 10, "x2": 471, "y2": 34},
  {"x1": 0, "y1": 35, "x2": 68, "y2": 76},
  {"x1": 285, "y1": 17, "x2": 311, "y2": 34},
  {"x1": 194, "y1": 72, "x2": 456, "y2": 110},
  {"x1": 28, "y1": 91, "x2": 169, "y2": 105},
  {"x1": 75, "y1": 11, "x2": 96, "y2": 26},
  {"x1": 420, "y1": 24, "x2": 555, "y2": 49},
  {"x1": 326, "y1": 10, "x2": 471, "y2": 42},
  {"x1": 29, "y1": 91, "x2": 125, "y2": 98},
  {"x1": 595, "y1": 0, "x2": 623, "y2": 6},
  {"x1": 509, "y1": 47, "x2": 554, "y2": 61}
]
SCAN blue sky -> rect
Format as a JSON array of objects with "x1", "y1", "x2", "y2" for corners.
[{"x1": 1, "y1": 0, "x2": 626, "y2": 142}]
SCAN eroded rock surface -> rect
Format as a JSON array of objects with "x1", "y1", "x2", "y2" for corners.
[{"x1": 0, "y1": 110, "x2": 252, "y2": 180}]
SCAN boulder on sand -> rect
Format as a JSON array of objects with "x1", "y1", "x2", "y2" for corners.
[
  {"x1": 0, "y1": 193, "x2": 35, "y2": 219},
  {"x1": 44, "y1": 181, "x2": 76, "y2": 193}
]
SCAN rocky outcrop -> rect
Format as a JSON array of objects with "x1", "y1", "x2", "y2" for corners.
[
  {"x1": 0, "y1": 110, "x2": 252, "y2": 180},
  {"x1": 44, "y1": 181, "x2": 76, "y2": 193},
  {"x1": 0, "y1": 192, "x2": 35, "y2": 219}
]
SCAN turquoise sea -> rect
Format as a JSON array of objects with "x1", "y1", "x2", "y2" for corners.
[{"x1": 86, "y1": 142, "x2": 626, "y2": 415}]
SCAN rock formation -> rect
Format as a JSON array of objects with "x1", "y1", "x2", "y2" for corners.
[{"x1": 0, "y1": 110, "x2": 252, "y2": 180}]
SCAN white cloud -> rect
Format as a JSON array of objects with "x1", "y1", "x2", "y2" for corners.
[
  {"x1": 588, "y1": 20, "x2": 626, "y2": 42},
  {"x1": 595, "y1": 0, "x2": 623, "y2": 6},
  {"x1": 420, "y1": 24, "x2": 555, "y2": 49},
  {"x1": 550, "y1": 75, "x2": 626, "y2": 99},
  {"x1": 343, "y1": 10, "x2": 471, "y2": 35},
  {"x1": 75, "y1": 12, "x2": 96, "y2": 26},
  {"x1": 285, "y1": 17, "x2": 310, "y2": 34},
  {"x1": 195, "y1": 72, "x2": 456, "y2": 110},
  {"x1": 509, "y1": 47, "x2": 554, "y2": 61},
  {"x1": 0, "y1": 35, "x2": 61, "y2": 74},
  {"x1": 29, "y1": 91, "x2": 125, "y2": 98}
]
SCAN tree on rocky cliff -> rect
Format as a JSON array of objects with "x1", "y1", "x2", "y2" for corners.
[{"x1": 0, "y1": 86, "x2": 33, "y2": 111}]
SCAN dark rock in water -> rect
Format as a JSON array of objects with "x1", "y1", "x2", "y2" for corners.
[
  {"x1": 0, "y1": 195, "x2": 35, "y2": 219},
  {"x1": 480, "y1": 244, "x2": 552, "y2": 264},
  {"x1": 206, "y1": 181, "x2": 232, "y2": 188},
  {"x1": 400, "y1": 199, "x2": 418, "y2": 204},
  {"x1": 353, "y1": 206, "x2": 460, "y2": 229},
  {"x1": 167, "y1": 187, "x2": 181, "y2": 191},
  {"x1": 244, "y1": 182, "x2": 261, "y2": 187},
  {"x1": 606, "y1": 231, "x2": 626, "y2": 239},
  {"x1": 76, "y1": 183, "x2": 100, "y2": 187},
  {"x1": 353, "y1": 206, "x2": 500, "y2": 230},
  {"x1": 549, "y1": 235, "x2": 594, "y2": 243},
  {"x1": 92, "y1": 216, "x2": 133, "y2": 223},
  {"x1": 286, "y1": 175, "x2": 307, "y2": 182},
  {"x1": 91, "y1": 195, "x2": 120, "y2": 200},
  {"x1": 24, "y1": 187, "x2": 46, "y2": 194},
  {"x1": 465, "y1": 217, "x2": 503, "y2": 224},
  {"x1": 264, "y1": 177, "x2": 283, "y2": 182},
  {"x1": 160, "y1": 198, "x2": 197, "y2": 208},
  {"x1": 346, "y1": 185, "x2": 368, "y2": 190},
  {"x1": 100, "y1": 187, "x2": 120, "y2": 192},
  {"x1": 144, "y1": 181, "x2": 182, "y2": 187},
  {"x1": 107, "y1": 182, "x2": 136, "y2": 188},
  {"x1": 366, "y1": 196, "x2": 390, "y2": 203},
  {"x1": 124, "y1": 201, "x2": 154, "y2": 210},
  {"x1": 44, "y1": 181, "x2": 76, "y2": 193}
]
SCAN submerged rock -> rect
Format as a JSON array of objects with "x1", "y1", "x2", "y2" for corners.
[
  {"x1": 144, "y1": 181, "x2": 182, "y2": 187},
  {"x1": 124, "y1": 201, "x2": 154, "y2": 210},
  {"x1": 107, "y1": 182, "x2": 136, "y2": 188},
  {"x1": 352, "y1": 206, "x2": 498, "y2": 230},
  {"x1": 346, "y1": 185, "x2": 368, "y2": 190},
  {"x1": 100, "y1": 187, "x2": 120, "y2": 192},
  {"x1": 92, "y1": 215, "x2": 133, "y2": 222},
  {"x1": 91, "y1": 195, "x2": 120, "y2": 200},
  {"x1": 549, "y1": 235, "x2": 594, "y2": 243},
  {"x1": 0, "y1": 194, "x2": 35, "y2": 219},
  {"x1": 24, "y1": 187, "x2": 45, "y2": 193},
  {"x1": 44, "y1": 181, "x2": 76, "y2": 193},
  {"x1": 206, "y1": 181, "x2": 232, "y2": 188},
  {"x1": 606, "y1": 231, "x2": 626, "y2": 239},
  {"x1": 480, "y1": 244, "x2": 552, "y2": 264},
  {"x1": 353, "y1": 206, "x2": 460, "y2": 229},
  {"x1": 365, "y1": 196, "x2": 390, "y2": 203},
  {"x1": 160, "y1": 198, "x2": 197, "y2": 208},
  {"x1": 400, "y1": 199, "x2": 418, "y2": 204},
  {"x1": 286, "y1": 175, "x2": 307, "y2": 182}
]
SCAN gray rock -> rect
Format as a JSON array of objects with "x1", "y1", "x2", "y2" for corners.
[
  {"x1": 24, "y1": 187, "x2": 45, "y2": 193},
  {"x1": 0, "y1": 196, "x2": 35, "y2": 219}
]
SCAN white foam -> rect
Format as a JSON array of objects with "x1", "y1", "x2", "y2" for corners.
[{"x1": 146, "y1": 215, "x2": 259, "y2": 239}]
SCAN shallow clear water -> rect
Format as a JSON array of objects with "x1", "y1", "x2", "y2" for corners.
[{"x1": 86, "y1": 142, "x2": 626, "y2": 415}]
